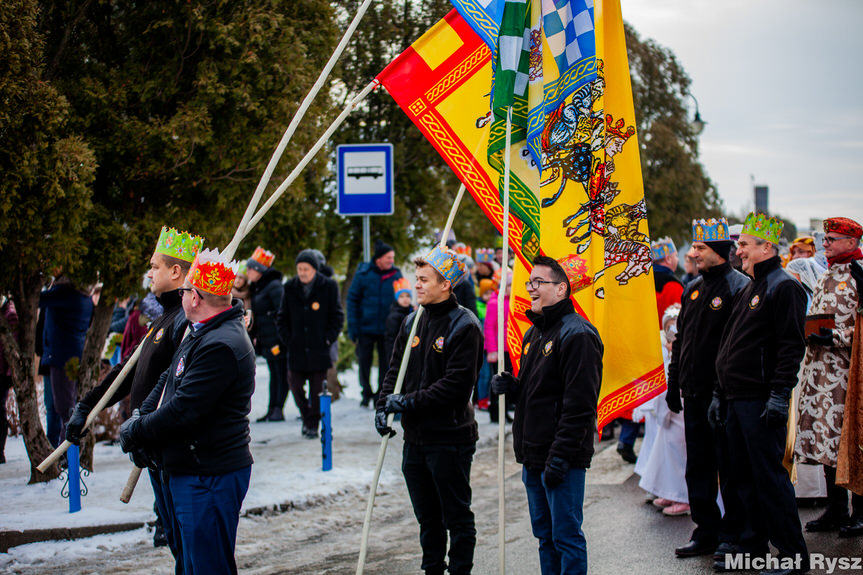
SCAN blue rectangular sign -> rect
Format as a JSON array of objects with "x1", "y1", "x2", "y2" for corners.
[{"x1": 337, "y1": 144, "x2": 394, "y2": 216}]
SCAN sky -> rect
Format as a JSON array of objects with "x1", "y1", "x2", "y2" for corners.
[{"x1": 620, "y1": 0, "x2": 863, "y2": 233}]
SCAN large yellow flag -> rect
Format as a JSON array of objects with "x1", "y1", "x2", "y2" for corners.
[{"x1": 377, "y1": 2, "x2": 665, "y2": 429}]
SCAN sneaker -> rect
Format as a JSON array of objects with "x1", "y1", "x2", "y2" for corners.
[
  {"x1": 663, "y1": 502, "x2": 691, "y2": 516},
  {"x1": 652, "y1": 497, "x2": 673, "y2": 508}
]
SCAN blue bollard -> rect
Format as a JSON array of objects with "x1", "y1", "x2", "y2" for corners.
[
  {"x1": 320, "y1": 391, "x2": 332, "y2": 471},
  {"x1": 68, "y1": 444, "x2": 82, "y2": 513}
]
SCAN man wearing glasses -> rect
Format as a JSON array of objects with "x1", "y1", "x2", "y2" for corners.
[
  {"x1": 796, "y1": 217, "x2": 863, "y2": 538},
  {"x1": 491, "y1": 254, "x2": 602, "y2": 575},
  {"x1": 120, "y1": 248, "x2": 256, "y2": 575},
  {"x1": 714, "y1": 212, "x2": 809, "y2": 574}
]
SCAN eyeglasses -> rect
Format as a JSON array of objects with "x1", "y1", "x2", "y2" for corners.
[
  {"x1": 525, "y1": 278, "x2": 562, "y2": 290},
  {"x1": 823, "y1": 235, "x2": 853, "y2": 245},
  {"x1": 178, "y1": 287, "x2": 202, "y2": 298}
]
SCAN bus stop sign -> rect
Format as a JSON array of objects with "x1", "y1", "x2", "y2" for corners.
[{"x1": 337, "y1": 144, "x2": 394, "y2": 216}]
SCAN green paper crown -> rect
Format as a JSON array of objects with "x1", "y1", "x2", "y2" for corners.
[
  {"x1": 154, "y1": 226, "x2": 205, "y2": 263},
  {"x1": 741, "y1": 213, "x2": 783, "y2": 244}
]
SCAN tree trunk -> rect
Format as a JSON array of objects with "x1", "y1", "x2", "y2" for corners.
[
  {"x1": 75, "y1": 297, "x2": 114, "y2": 471},
  {"x1": 0, "y1": 270, "x2": 58, "y2": 483}
]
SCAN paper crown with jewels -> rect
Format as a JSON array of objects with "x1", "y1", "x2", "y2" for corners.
[
  {"x1": 187, "y1": 248, "x2": 239, "y2": 296},
  {"x1": 393, "y1": 277, "x2": 411, "y2": 298},
  {"x1": 424, "y1": 245, "x2": 466, "y2": 285},
  {"x1": 154, "y1": 226, "x2": 204, "y2": 263},
  {"x1": 247, "y1": 246, "x2": 275, "y2": 272},
  {"x1": 558, "y1": 254, "x2": 593, "y2": 294},
  {"x1": 741, "y1": 212, "x2": 783, "y2": 244},
  {"x1": 824, "y1": 217, "x2": 863, "y2": 239},
  {"x1": 475, "y1": 248, "x2": 494, "y2": 263},
  {"x1": 692, "y1": 218, "x2": 730, "y2": 242},
  {"x1": 650, "y1": 237, "x2": 677, "y2": 261}
]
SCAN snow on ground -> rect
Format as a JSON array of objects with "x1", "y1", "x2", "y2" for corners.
[{"x1": 1, "y1": 358, "x2": 505, "y2": 565}]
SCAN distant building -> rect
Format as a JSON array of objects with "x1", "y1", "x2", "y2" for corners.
[{"x1": 754, "y1": 185, "x2": 769, "y2": 214}]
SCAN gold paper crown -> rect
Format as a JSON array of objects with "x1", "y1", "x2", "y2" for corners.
[
  {"x1": 424, "y1": 245, "x2": 467, "y2": 284},
  {"x1": 250, "y1": 246, "x2": 275, "y2": 268},
  {"x1": 187, "y1": 248, "x2": 239, "y2": 296},
  {"x1": 741, "y1": 212, "x2": 783, "y2": 244},
  {"x1": 692, "y1": 218, "x2": 730, "y2": 242},
  {"x1": 154, "y1": 226, "x2": 204, "y2": 263},
  {"x1": 558, "y1": 254, "x2": 592, "y2": 294}
]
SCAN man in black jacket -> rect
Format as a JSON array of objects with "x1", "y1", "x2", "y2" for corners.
[
  {"x1": 375, "y1": 245, "x2": 483, "y2": 575},
  {"x1": 66, "y1": 226, "x2": 203, "y2": 549},
  {"x1": 120, "y1": 248, "x2": 255, "y2": 575},
  {"x1": 665, "y1": 218, "x2": 749, "y2": 560},
  {"x1": 278, "y1": 249, "x2": 344, "y2": 439},
  {"x1": 247, "y1": 246, "x2": 287, "y2": 422},
  {"x1": 491, "y1": 254, "x2": 603, "y2": 575},
  {"x1": 714, "y1": 213, "x2": 809, "y2": 575}
]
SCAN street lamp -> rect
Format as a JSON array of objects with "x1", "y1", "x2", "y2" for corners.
[{"x1": 689, "y1": 93, "x2": 706, "y2": 135}]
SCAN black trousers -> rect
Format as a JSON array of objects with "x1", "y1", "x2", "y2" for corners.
[
  {"x1": 724, "y1": 399, "x2": 807, "y2": 558},
  {"x1": 683, "y1": 394, "x2": 745, "y2": 546},
  {"x1": 402, "y1": 442, "x2": 477, "y2": 575},
  {"x1": 356, "y1": 334, "x2": 385, "y2": 404},
  {"x1": 288, "y1": 370, "x2": 325, "y2": 430},
  {"x1": 261, "y1": 347, "x2": 289, "y2": 410}
]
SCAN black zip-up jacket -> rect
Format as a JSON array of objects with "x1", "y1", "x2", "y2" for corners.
[
  {"x1": 384, "y1": 301, "x2": 412, "y2": 367},
  {"x1": 377, "y1": 294, "x2": 482, "y2": 446},
  {"x1": 81, "y1": 289, "x2": 187, "y2": 411},
  {"x1": 715, "y1": 256, "x2": 807, "y2": 400},
  {"x1": 667, "y1": 262, "x2": 750, "y2": 398},
  {"x1": 137, "y1": 301, "x2": 256, "y2": 475},
  {"x1": 511, "y1": 298, "x2": 603, "y2": 470},
  {"x1": 250, "y1": 268, "x2": 284, "y2": 350},
  {"x1": 277, "y1": 273, "x2": 344, "y2": 373}
]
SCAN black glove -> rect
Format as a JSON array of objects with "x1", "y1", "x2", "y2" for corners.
[
  {"x1": 129, "y1": 448, "x2": 155, "y2": 470},
  {"x1": 807, "y1": 327, "x2": 834, "y2": 347},
  {"x1": 665, "y1": 387, "x2": 682, "y2": 414},
  {"x1": 65, "y1": 402, "x2": 92, "y2": 445},
  {"x1": 544, "y1": 456, "x2": 569, "y2": 489},
  {"x1": 374, "y1": 409, "x2": 396, "y2": 438},
  {"x1": 490, "y1": 371, "x2": 517, "y2": 396},
  {"x1": 761, "y1": 388, "x2": 791, "y2": 429},
  {"x1": 118, "y1": 409, "x2": 142, "y2": 453},
  {"x1": 383, "y1": 393, "x2": 415, "y2": 414},
  {"x1": 707, "y1": 393, "x2": 723, "y2": 430}
]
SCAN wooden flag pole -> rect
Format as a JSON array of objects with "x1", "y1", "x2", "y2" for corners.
[
  {"x1": 497, "y1": 106, "x2": 514, "y2": 575},
  {"x1": 355, "y1": 185, "x2": 466, "y2": 575},
  {"x1": 224, "y1": 0, "x2": 378, "y2": 257},
  {"x1": 245, "y1": 79, "x2": 380, "y2": 234}
]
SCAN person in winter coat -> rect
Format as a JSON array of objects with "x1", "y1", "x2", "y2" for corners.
[
  {"x1": 375, "y1": 246, "x2": 483, "y2": 575},
  {"x1": 0, "y1": 296, "x2": 18, "y2": 464},
  {"x1": 39, "y1": 274, "x2": 94, "y2": 440},
  {"x1": 247, "y1": 246, "x2": 288, "y2": 422},
  {"x1": 383, "y1": 277, "x2": 413, "y2": 369},
  {"x1": 491, "y1": 254, "x2": 603, "y2": 575},
  {"x1": 484, "y1": 269, "x2": 512, "y2": 423},
  {"x1": 347, "y1": 240, "x2": 403, "y2": 407},
  {"x1": 66, "y1": 226, "x2": 204, "y2": 549},
  {"x1": 119, "y1": 249, "x2": 255, "y2": 575},
  {"x1": 277, "y1": 250, "x2": 344, "y2": 439}
]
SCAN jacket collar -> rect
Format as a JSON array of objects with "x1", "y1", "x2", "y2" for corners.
[
  {"x1": 526, "y1": 297, "x2": 575, "y2": 330},
  {"x1": 700, "y1": 261, "x2": 731, "y2": 281},
  {"x1": 423, "y1": 293, "x2": 458, "y2": 316},
  {"x1": 752, "y1": 255, "x2": 782, "y2": 280},
  {"x1": 157, "y1": 288, "x2": 182, "y2": 310},
  {"x1": 191, "y1": 300, "x2": 244, "y2": 335}
]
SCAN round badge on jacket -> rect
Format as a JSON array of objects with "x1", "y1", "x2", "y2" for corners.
[
  {"x1": 749, "y1": 295, "x2": 760, "y2": 309},
  {"x1": 154, "y1": 328, "x2": 165, "y2": 343},
  {"x1": 543, "y1": 340, "x2": 553, "y2": 356},
  {"x1": 311, "y1": 301, "x2": 320, "y2": 311},
  {"x1": 523, "y1": 342, "x2": 531, "y2": 355},
  {"x1": 175, "y1": 356, "x2": 185, "y2": 377},
  {"x1": 838, "y1": 281, "x2": 847, "y2": 291},
  {"x1": 433, "y1": 336, "x2": 444, "y2": 352},
  {"x1": 411, "y1": 335, "x2": 420, "y2": 348},
  {"x1": 690, "y1": 289, "x2": 700, "y2": 301},
  {"x1": 710, "y1": 297, "x2": 722, "y2": 310}
]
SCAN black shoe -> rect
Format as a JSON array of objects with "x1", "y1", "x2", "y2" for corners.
[
  {"x1": 804, "y1": 509, "x2": 850, "y2": 532},
  {"x1": 713, "y1": 542, "x2": 734, "y2": 562},
  {"x1": 0, "y1": 452, "x2": 5, "y2": 464},
  {"x1": 268, "y1": 408, "x2": 285, "y2": 422},
  {"x1": 675, "y1": 539, "x2": 716, "y2": 558},
  {"x1": 153, "y1": 519, "x2": 168, "y2": 548},
  {"x1": 839, "y1": 517, "x2": 863, "y2": 538},
  {"x1": 257, "y1": 408, "x2": 275, "y2": 422},
  {"x1": 301, "y1": 426, "x2": 318, "y2": 439},
  {"x1": 758, "y1": 559, "x2": 810, "y2": 575},
  {"x1": 600, "y1": 425, "x2": 615, "y2": 441},
  {"x1": 617, "y1": 444, "x2": 637, "y2": 464}
]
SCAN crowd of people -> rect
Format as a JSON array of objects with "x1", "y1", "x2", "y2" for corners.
[{"x1": 1, "y1": 212, "x2": 861, "y2": 575}]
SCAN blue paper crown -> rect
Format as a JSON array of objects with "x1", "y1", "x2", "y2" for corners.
[
  {"x1": 692, "y1": 218, "x2": 730, "y2": 242},
  {"x1": 424, "y1": 245, "x2": 466, "y2": 284},
  {"x1": 650, "y1": 237, "x2": 677, "y2": 261}
]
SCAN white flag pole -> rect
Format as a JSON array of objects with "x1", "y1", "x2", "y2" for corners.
[
  {"x1": 356, "y1": 184, "x2": 466, "y2": 575},
  {"x1": 497, "y1": 105, "x2": 514, "y2": 575}
]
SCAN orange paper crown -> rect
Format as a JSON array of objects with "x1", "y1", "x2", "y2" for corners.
[
  {"x1": 250, "y1": 246, "x2": 276, "y2": 268},
  {"x1": 558, "y1": 254, "x2": 593, "y2": 294},
  {"x1": 393, "y1": 277, "x2": 411, "y2": 296},
  {"x1": 187, "y1": 248, "x2": 239, "y2": 296}
]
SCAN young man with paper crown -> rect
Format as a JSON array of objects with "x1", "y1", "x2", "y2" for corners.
[
  {"x1": 714, "y1": 213, "x2": 809, "y2": 574},
  {"x1": 375, "y1": 245, "x2": 483, "y2": 575},
  {"x1": 119, "y1": 248, "x2": 256, "y2": 575},
  {"x1": 665, "y1": 218, "x2": 750, "y2": 560},
  {"x1": 491, "y1": 254, "x2": 603, "y2": 575},
  {"x1": 65, "y1": 226, "x2": 204, "y2": 548},
  {"x1": 796, "y1": 217, "x2": 863, "y2": 537}
]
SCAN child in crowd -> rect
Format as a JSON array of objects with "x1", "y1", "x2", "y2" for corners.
[
  {"x1": 384, "y1": 278, "x2": 414, "y2": 369},
  {"x1": 484, "y1": 269, "x2": 512, "y2": 423},
  {"x1": 474, "y1": 279, "x2": 496, "y2": 410}
]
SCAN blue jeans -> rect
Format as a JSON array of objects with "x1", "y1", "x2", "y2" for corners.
[
  {"x1": 522, "y1": 466, "x2": 587, "y2": 575},
  {"x1": 618, "y1": 419, "x2": 639, "y2": 449},
  {"x1": 157, "y1": 466, "x2": 252, "y2": 575},
  {"x1": 42, "y1": 373, "x2": 61, "y2": 448}
]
